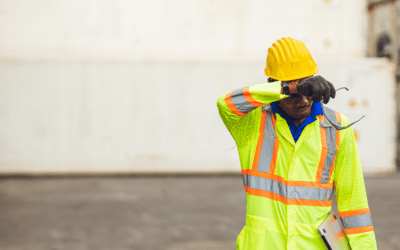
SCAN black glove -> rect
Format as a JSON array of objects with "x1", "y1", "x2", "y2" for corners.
[{"x1": 296, "y1": 76, "x2": 336, "y2": 104}]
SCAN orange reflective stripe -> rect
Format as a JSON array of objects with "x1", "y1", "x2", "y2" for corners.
[
  {"x1": 269, "y1": 115, "x2": 279, "y2": 174},
  {"x1": 269, "y1": 138, "x2": 279, "y2": 174},
  {"x1": 243, "y1": 87, "x2": 264, "y2": 107},
  {"x1": 316, "y1": 115, "x2": 328, "y2": 182},
  {"x1": 242, "y1": 169, "x2": 333, "y2": 189},
  {"x1": 224, "y1": 91, "x2": 246, "y2": 116},
  {"x1": 286, "y1": 180, "x2": 333, "y2": 189},
  {"x1": 327, "y1": 153, "x2": 337, "y2": 183},
  {"x1": 345, "y1": 225, "x2": 374, "y2": 235},
  {"x1": 339, "y1": 208, "x2": 371, "y2": 218},
  {"x1": 335, "y1": 110, "x2": 342, "y2": 124},
  {"x1": 287, "y1": 198, "x2": 332, "y2": 207},
  {"x1": 242, "y1": 169, "x2": 285, "y2": 183},
  {"x1": 251, "y1": 111, "x2": 266, "y2": 170},
  {"x1": 245, "y1": 187, "x2": 333, "y2": 207},
  {"x1": 245, "y1": 186, "x2": 286, "y2": 204}
]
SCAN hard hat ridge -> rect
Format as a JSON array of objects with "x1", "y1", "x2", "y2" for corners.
[{"x1": 264, "y1": 37, "x2": 318, "y2": 81}]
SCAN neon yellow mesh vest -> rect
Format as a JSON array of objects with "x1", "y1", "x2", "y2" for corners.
[{"x1": 217, "y1": 82, "x2": 377, "y2": 250}]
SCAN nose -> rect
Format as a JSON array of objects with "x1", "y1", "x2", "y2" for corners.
[{"x1": 297, "y1": 95, "x2": 310, "y2": 105}]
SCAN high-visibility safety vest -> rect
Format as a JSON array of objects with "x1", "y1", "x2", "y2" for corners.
[{"x1": 217, "y1": 81, "x2": 377, "y2": 250}]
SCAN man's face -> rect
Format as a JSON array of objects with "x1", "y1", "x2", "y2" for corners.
[{"x1": 278, "y1": 94, "x2": 313, "y2": 121}]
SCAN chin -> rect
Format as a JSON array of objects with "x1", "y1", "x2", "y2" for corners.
[{"x1": 294, "y1": 110, "x2": 312, "y2": 120}]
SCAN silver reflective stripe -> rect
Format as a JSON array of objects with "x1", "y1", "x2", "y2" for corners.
[
  {"x1": 287, "y1": 185, "x2": 333, "y2": 201},
  {"x1": 262, "y1": 104, "x2": 273, "y2": 112},
  {"x1": 322, "y1": 106, "x2": 340, "y2": 128},
  {"x1": 230, "y1": 89, "x2": 257, "y2": 114},
  {"x1": 244, "y1": 175, "x2": 334, "y2": 201},
  {"x1": 320, "y1": 127, "x2": 337, "y2": 183},
  {"x1": 242, "y1": 174, "x2": 247, "y2": 187},
  {"x1": 319, "y1": 120, "x2": 331, "y2": 127},
  {"x1": 246, "y1": 174, "x2": 286, "y2": 196},
  {"x1": 341, "y1": 213, "x2": 373, "y2": 229},
  {"x1": 319, "y1": 108, "x2": 339, "y2": 184},
  {"x1": 257, "y1": 111, "x2": 276, "y2": 173}
]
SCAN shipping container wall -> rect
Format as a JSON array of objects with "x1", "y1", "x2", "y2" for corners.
[
  {"x1": 2, "y1": 0, "x2": 392, "y2": 174},
  {"x1": 367, "y1": 1, "x2": 400, "y2": 166},
  {"x1": 0, "y1": 59, "x2": 395, "y2": 175},
  {"x1": 0, "y1": 0, "x2": 368, "y2": 62}
]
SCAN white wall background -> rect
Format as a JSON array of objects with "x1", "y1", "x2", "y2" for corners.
[
  {"x1": 0, "y1": 0, "x2": 395, "y2": 174},
  {"x1": 0, "y1": 60, "x2": 395, "y2": 174},
  {"x1": 0, "y1": 0, "x2": 368, "y2": 62}
]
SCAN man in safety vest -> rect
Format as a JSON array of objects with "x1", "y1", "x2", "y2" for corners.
[{"x1": 217, "y1": 37, "x2": 377, "y2": 249}]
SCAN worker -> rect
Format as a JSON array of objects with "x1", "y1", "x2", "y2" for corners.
[{"x1": 217, "y1": 37, "x2": 377, "y2": 250}]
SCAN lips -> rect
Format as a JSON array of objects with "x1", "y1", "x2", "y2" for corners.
[{"x1": 297, "y1": 105, "x2": 311, "y2": 110}]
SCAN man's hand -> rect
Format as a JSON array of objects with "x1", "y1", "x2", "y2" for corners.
[{"x1": 296, "y1": 76, "x2": 336, "y2": 104}]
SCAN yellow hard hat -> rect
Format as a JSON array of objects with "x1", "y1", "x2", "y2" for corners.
[{"x1": 264, "y1": 37, "x2": 318, "y2": 81}]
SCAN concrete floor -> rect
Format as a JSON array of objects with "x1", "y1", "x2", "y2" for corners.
[{"x1": 0, "y1": 173, "x2": 399, "y2": 250}]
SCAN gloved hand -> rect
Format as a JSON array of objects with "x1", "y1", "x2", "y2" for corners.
[{"x1": 296, "y1": 75, "x2": 336, "y2": 104}]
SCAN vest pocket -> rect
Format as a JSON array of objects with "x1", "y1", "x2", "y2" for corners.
[
  {"x1": 237, "y1": 214, "x2": 289, "y2": 250},
  {"x1": 236, "y1": 226, "x2": 267, "y2": 250},
  {"x1": 237, "y1": 226, "x2": 288, "y2": 250}
]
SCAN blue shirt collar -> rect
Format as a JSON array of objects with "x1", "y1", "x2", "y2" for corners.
[
  {"x1": 269, "y1": 101, "x2": 323, "y2": 142},
  {"x1": 270, "y1": 101, "x2": 323, "y2": 126}
]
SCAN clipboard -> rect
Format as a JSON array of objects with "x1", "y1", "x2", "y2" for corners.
[{"x1": 318, "y1": 212, "x2": 352, "y2": 250}]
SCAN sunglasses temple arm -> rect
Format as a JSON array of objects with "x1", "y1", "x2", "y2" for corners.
[
  {"x1": 321, "y1": 105, "x2": 365, "y2": 130},
  {"x1": 336, "y1": 87, "x2": 349, "y2": 92}
]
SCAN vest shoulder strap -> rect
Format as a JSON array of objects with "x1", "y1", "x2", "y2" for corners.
[
  {"x1": 262, "y1": 104, "x2": 276, "y2": 119},
  {"x1": 320, "y1": 106, "x2": 341, "y2": 128}
]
